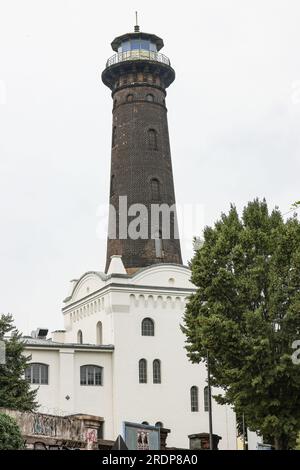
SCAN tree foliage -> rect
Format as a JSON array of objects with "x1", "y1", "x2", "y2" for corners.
[
  {"x1": 183, "y1": 199, "x2": 300, "y2": 449},
  {"x1": 291, "y1": 201, "x2": 300, "y2": 209},
  {"x1": 0, "y1": 413, "x2": 24, "y2": 450},
  {"x1": 0, "y1": 314, "x2": 37, "y2": 411}
]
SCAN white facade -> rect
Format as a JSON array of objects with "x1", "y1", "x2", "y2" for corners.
[{"x1": 24, "y1": 256, "x2": 237, "y2": 449}]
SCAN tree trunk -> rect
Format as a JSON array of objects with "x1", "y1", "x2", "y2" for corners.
[{"x1": 274, "y1": 436, "x2": 289, "y2": 450}]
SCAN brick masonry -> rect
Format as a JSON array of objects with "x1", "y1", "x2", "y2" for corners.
[{"x1": 102, "y1": 51, "x2": 183, "y2": 272}]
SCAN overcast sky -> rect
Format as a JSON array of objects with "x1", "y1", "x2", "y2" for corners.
[{"x1": 0, "y1": 0, "x2": 299, "y2": 335}]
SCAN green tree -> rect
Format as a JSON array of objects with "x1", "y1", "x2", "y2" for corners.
[
  {"x1": 0, "y1": 314, "x2": 37, "y2": 411},
  {"x1": 0, "y1": 413, "x2": 24, "y2": 449},
  {"x1": 291, "y1": 201, "x2": 300, "y2": 209},
  {"x1": 183, "y1": 199, "x2": 300, "y2": 450}
]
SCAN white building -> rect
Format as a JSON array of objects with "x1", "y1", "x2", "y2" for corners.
[{"x1": 24, "y1": 256, "x2": 237, "y2": 449}]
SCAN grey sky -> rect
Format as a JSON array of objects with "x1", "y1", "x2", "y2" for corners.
[{"x1": 0, "y1": 0, "x2": 299, "y2": 334}]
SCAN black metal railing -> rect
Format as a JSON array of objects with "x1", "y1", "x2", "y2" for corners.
[{"x1": 106, "y1": 50, "x2": 171, "y2": 68}]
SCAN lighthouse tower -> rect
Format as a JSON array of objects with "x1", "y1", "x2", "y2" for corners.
[
  {"x1": 24, "y1": 20, "x2": 238, "y2": 450},
  {"x1": 102, "y1": 21, "x2": 182, "y2": 273}
]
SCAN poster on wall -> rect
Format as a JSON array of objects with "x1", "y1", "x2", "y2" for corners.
[{"x1": 122, "y1": 421, "x2": 160, "y2": 450}]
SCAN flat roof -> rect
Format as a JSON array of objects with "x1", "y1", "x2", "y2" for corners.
[{"x1": 22, "y1": 337, "x2": 114, "y2": 351}]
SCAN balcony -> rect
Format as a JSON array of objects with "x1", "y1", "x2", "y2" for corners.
[{"x1": 106, "y1": 50, "x2": 171, "y2": 68}]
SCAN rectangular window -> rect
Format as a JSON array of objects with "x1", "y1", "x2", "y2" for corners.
[
  {"x1": 80, "y1": 367, "x2": 86, "y2": 385},
  {"x1": 25, "y1": 364, "x2": 48, "y2": 385},
  {"x1": 153, "y1": 360, "x2": 161, "y2": 384},
  {"x1": 204, "y1": 387, "x2": 209, "y2": 412},
  {"x1": 40, "y1": 365, "x2": 48, "y2": 384},
  {"x1": 131, "y1": 40, "x2": 141, "y2": 50},
  {"x1": 155, "y1": 238, "x2": 163, "y2": 258},
  {"x1": 140, "y1": 40, "x2": 150, "y2": 50},
  {"x1": 80, "y1": 365, "x2": 102, "y2": 386},
  {"x1": 88, "y1": 368, "x2": 94, "y2": 385},
  {"x1": 122, "y1": 41, "x2": 130, "y2": 52},
  {"x1": 32, "y1": 364, "x2": 40, "y2": 384},
  {"x1": 95, "y1": 369, "x2": 102, "y2": 385},
  {"x1": 25, "y1": 367, "x2": 31, "y2": 382},
  {"x1": 191, "y1": 387, "x2": 199, "y2": 412},
  {"x1": 139, "y1": 360, "x2": 147, "y2": 383}
]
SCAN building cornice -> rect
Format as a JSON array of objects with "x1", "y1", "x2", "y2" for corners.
[{"x1": 62, "y1": 282, "x2": 195, "y2": 312}]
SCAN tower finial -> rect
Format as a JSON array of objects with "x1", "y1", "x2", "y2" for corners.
[{"x1": 134, "y1": 11, "x2": 140, "y2": 32}]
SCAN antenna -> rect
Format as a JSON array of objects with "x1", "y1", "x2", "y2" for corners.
[{"x1": 134, "y1": 11, "x2": 140, "y2": 32}]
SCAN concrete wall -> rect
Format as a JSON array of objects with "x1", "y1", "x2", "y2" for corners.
[{"x1": 0, "y1": 408, "x2": 104, "y2": 449}]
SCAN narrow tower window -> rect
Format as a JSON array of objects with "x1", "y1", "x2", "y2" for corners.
[
  {"x1": 151, "y1": 178, "x2": 160, "y2": 200},
  {"x1": 112, "y1": 126, "x2": 117, "y2": 147},
  {"x1": 110, "y1": 174, "x2": 115, "y2": 196},
  {"x1": 154, "y1": 230, "x2": 163, "y2": 258},
  {"x1": 153, "y1": 359, "x2": 161, "y2": 384},
  {"x1": 141, "y1": 318, "x2": 154, "y2": 336},
  {"x1": 148, "y1": 129, "x2": 158, "y2": 150},
  {"x1": 139, "y1": 359, "x2": 147, "y2": 383},
  {"x1": 146, "y1": 93, "x2": 154, "y2": 102},
  {"x1": 190, "y1": 386, "x2": 199, "y2": 412}
]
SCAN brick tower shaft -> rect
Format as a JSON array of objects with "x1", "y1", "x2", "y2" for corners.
[{"x1": 102, "y1": 28, "x2": 182, "y2": 273}]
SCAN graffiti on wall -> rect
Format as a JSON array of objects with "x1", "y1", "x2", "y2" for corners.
[
  {"x1": 85, "y1": 429, "x2": 98, "y2": 450},
  {"x1": 33, "y1": 414, "x2": 58, "y2": 437},
  {"x1": 31, "y1": 441, "x2": 82, "y2": 450},
  {"x1": 137, "y1": 430, "x2": 150, "y2": 450}
]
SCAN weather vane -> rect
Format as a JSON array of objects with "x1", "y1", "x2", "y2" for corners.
[{"x1": 134, "y1": 11, "x2": 140, "y2": 32}]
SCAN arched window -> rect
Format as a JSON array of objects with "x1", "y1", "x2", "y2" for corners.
[
  {"x1": 80, "y1": 365, "x2": 103, "y2": 386},
  {"x1": 139, "y1": 359, "x2": 147, "y2": 383},
  {"x1": 153, "y1": 359, "x2": 161, "y2": 384},
  {"x1": 96, "y1": 321, "x2": 103, "y2": 345},
  {"x1": 204, "y1": 386, "x2": 209, "y2": 412},
  {"x1": 127, "y1": 94, "x2": 133, "y2": 102},
  {"x1": 148, "y1": 129, "x2": 158, "y2": 150},
  {"x1": 155, "y1": 421, "x2": 163, "y2": 428},
  {"x1": 190, "y1": 386, "x2": 199, "y2": 412},
  {"x1": 154, "y1": 230, "x2": 163, "y2": 258},
  {"x1": 77, "y1": 330, "x2": 83, "y2": 344},
  {"x1": 110, "y1": 174, "x2": 115, "y2": 196},
  {"x1": 112, "y1": 126, "x2": 117, "y2": 147},
  {"x1": 141, "y1": 318, "x2": 154, "y2": 336},
  {"x1": 141, "y1": 421, "x2": 149, "y2": 425},
  {"x1": 151, "y1": 178, "x2": 160, "y2": 201},
  {"x1": 146, "y1": 93, "x2": 154, "y2": 102},
  {"x1": 25, "y1": 363, "x2": 49, "y2": 385}
]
